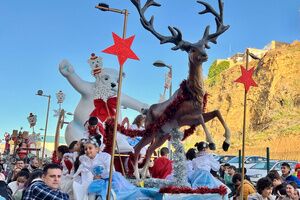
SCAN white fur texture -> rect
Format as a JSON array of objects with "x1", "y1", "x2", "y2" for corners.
[{"x1": 59, "y1": 59, "x2": 149, "y2": 150}]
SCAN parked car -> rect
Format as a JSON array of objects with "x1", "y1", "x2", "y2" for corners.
[
  {"x1": 227, "y1": 156, "x2": 267, "y2": 169},
  {"x1": 218, "y1": 155, "x2": 236, "y2": 164},
  {"x1": 247, "y1": 160, "x2": 298, "y2": 184}
]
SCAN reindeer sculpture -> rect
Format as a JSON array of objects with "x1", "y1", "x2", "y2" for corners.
[{"x1": 130, "y1": 0, "x2": 231, "y2": 179}]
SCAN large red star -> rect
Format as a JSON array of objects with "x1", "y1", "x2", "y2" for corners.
[
  {"x1": 234, "y1": 66, "x2": 258, "y2": 93},
  {"x1": 102, "y1": 32, "x2": 139, "y2": 67}
]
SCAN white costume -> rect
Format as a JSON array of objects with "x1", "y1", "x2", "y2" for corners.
[
  {"x1": 72, "y1": 152, "x2": 111, "y2": 200},
  {"x1": 60, "y1": 152, "x2": 78, "y2": 199},
  {"x1": 192, "y1": 152, "x2": 220, "y2": 172}
]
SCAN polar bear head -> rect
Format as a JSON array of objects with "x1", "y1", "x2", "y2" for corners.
[{"x1": 91, "y1": 60, "x2": 125, "y2": 101}]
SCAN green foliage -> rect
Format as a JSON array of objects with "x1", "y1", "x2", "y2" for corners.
[{"x1": 208, "y1": 60, "x2": 230, "y2": 86}]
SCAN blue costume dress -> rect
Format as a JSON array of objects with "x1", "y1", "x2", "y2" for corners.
[
  {"x1": 83, "y1": 152, "x2": 161, "y2": 200},
  {"x1": 189, "y1": 152, "x2": 226, "y2": 189}
]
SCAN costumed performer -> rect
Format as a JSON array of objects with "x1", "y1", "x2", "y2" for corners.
[
  {"x1": 60, "y1": 142, "x2": 81, "y2": 199},
  {"x1": 189, "y1": 141, "x2": 229, "y2": 192},
  {"x1": 73, "y1": 135, "x2": 161, "y2": 200}
]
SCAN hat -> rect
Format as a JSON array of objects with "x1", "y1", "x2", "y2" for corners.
[
  {"x1": 295, "y1": 163, "x2": 300, "y2": 170},
  {"x1": 90, "y1": 53, "x2": 98, "y2": 60}
]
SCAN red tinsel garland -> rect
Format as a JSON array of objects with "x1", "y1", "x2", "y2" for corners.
[
  {"x1": 104, "y1": 80, "x2": 208, "y2": 154},
  {"x1": 159, "y1": 185, "x2": 227, "y2": 196}
]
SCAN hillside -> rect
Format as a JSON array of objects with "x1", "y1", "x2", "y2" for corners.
[{"x1": 183, "y1": 41, "x2": 300, "y2": 161}]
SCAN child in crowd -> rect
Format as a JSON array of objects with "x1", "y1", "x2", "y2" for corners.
[
  {"x1": 232, "y1": 173, "x2": 256, "y2": 200},
  {"x1": 72, "y1": 135, "x2": 109, "y2": 200},
  {"x1": 248, "y1": 177, "x2": 275, "y2": 200},
  {"x1": 8, "y1": 170, "x2": 29, "y2": 200}
]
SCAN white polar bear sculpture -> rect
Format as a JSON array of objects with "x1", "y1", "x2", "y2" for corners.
[{"x1": 59, "y1": 54, "x2": 148, "y2": 151}]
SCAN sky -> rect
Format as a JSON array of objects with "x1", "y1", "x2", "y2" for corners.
[{"x1": 0, "y1": 0, "x2": 299, "y2": 141}]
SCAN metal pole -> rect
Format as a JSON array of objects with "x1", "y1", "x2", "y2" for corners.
[
  {"x1": 106, "y1": 9, "x2": 128, "y2": 200},
  {"x1": 266, "y1": 147, "x2": 270, "y2": 173},
  {"x1": 41, "y1": 95, "x2": 51, "y2": 162},
  {"x1": 169, "y1": 67, "x2": 172, "y2": 98},
  {"x1": 168, "y1": 66, "x2": 172, "y2": 159},
  {"x1": 240, "y1": 48, "x2": 249, "y2": 200},
  {"x1": 238, "y1": 149, "x2": 242, "y2": 172}
]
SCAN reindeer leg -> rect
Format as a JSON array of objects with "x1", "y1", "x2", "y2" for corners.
[
  {"x1": 203, "y1": 110, "x2": 231, "y2": 151},
  {"x1": 140, "y1": 133, "x2": 169, "y2": 179},
  {"x1": 132, "y1": 135, "x2": 154, "y2": 179},
  {"x1": 198, "y1": 114, "x2": 216, "y2": 150}
]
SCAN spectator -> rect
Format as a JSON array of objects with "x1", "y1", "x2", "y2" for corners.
[
  {"x1": 266, "y1": 170, "x2": 287, "y2": 196},
  {"x1": 0, "y1": 172, "x2": 12, "y2": 200},
  {"x1": 232, "y1": 173, "x2": 256, "y2": 200},
  {"x1": 281, "y1": 162, "x2": 300, "y2": 187},
  {"x1": 27, "y1": 156, "x2": 39, "y2": 173},
  {"x1": 24, "y1": 169, "x2": 43, "y2": 189},
  {"x1": 225, "y1": 165, "x2": 237, "y2": 197},
  {"x1": 7, "y1": 158, "x2": 25, "y2": 183},
  {"x1": 150, "y1": 147, "x2": 172, "y2": 179},
  {"x1": 8, "y1": 170, "x2": 29, "y2": 198},
  {"x1": 282, "y1": 182, "x2": 299, "y2": 200},
  {"x1": 220, "y1": 163, "x2": 230, "y2": 179},
  {"x1": 294, "y1": 163, "x2": 300, "y2": 180},
  {"x1": 248, "y1": 177, "x2": 275, "y2": 200},
  {"x1": 22, "y1": 163, "x2": 69, "y2": 200}
]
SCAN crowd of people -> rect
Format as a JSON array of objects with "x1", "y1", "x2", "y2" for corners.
[
  {"x1": 0, "y1": 114, "x2": 299, "y2": 200},
  {"x1": 217, "y1": 160, "x2": 300, "y2": 199}
]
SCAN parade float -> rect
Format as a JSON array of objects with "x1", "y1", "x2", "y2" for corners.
[{"x1": 60, "y1": 0, "x2": 234, "y2": 199}]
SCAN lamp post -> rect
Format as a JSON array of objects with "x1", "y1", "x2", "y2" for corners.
[
  {"x1": 153, "y1": 60, "x2": 173, "y2": 158},
  {"x1": 95, "y1": 3, "x2": 128, "y2": 200},
  {"x1": 36, "y1": 90, "x2": 51, "y2": 162},
  {"x1": 153, "y1": 60, "x2": 173, "y2": 98}
]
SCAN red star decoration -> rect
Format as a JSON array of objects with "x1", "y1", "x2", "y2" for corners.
[
  {"x1": 102, "y1": 32, "x2": 139, "y2": 67},
  {"x1": 234, "y1": 66, "x2": 258, "y2": 93}
]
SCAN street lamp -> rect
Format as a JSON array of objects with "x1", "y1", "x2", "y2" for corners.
[
  {"x1": 153, "y1": 60, "x2": 173, "y2": 158},
  {"x1": 153, "y1": 60, "x2": 173, "y2": 98},
  {"x1": 95, "y1": 3, "x2": 129, "y2": 199},
  {"x1": 36, "y1": 90, "x2": 51, "y2": 162}
]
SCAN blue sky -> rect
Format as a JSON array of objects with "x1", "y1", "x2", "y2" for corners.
[{"x1": 0, "y1": 0, "x2": 299, "y2": 141}]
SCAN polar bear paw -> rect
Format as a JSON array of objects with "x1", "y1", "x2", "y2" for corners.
[{"x1": 59, "y1": 59, "x2": 74, "y2": 77}]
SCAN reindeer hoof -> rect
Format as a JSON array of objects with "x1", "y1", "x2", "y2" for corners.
[
  {"x1": 222, "y1": 141, "x2": 230, "y2": 151},
  {"x1": 208, "y1": 143, "x2": 216, "y2": 150}
]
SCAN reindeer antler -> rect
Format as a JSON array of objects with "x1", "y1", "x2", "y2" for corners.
[
  {"x1": 130, "y1": 0, "x2": 192, "y2": 51},
  {"x1": 130, "y1": 0, "x2": 229, "y2": 52},
  {"x1": 197, "y1": 0, "x2": 230, "y2": 49}
]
